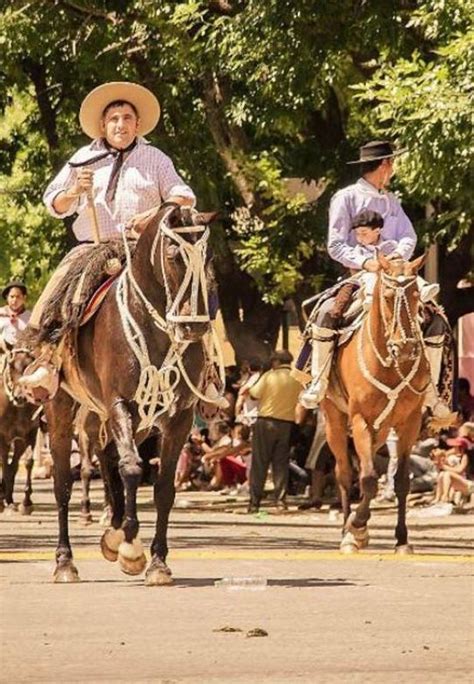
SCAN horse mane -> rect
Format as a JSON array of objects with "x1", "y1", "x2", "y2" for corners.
[{"x1": 30, "y1": 240, "x2": 137, "y2": 345}]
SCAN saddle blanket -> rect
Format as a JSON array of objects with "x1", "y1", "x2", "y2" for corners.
[{"x1": 80, "y1": 272, "x2": 122, "y2": 326}]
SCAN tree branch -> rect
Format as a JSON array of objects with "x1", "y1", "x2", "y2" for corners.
[{"x1": 22, "y1": 59, "x2": 59, "y2": 158}]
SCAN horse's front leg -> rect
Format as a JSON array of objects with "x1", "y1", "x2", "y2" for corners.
[
  {"x1": 45, "y1": 390, "x2": 79, "y2": 582},
  {"x1": 342, "y1": 412, "x2": 378, "y2": 553},
  {"x1": 109, "y1": 400, "x2": 146, "y2": 576},
  {"x1": 394, "y1": 417, "x2": 421, "y2": 554},
  {"x1": 1, "y1": 436, "x2": 20, "y2": 512},
  {"x1": 322, "y1": 400, "x2": 352, "y2": 526},
  {"x1": 146, "y1": 410, "x2": 193, "y2": 586}
]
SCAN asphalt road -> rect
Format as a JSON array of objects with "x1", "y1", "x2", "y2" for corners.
[{"x1": 1, "y1": 479, "x2": 473, "y2": 683}]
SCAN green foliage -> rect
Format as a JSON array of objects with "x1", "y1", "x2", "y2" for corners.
[
  {"x1": 351, "y1": 1, "x2": 473, "y2": 247},
  {"x1": 0, "y1": 0, "x2": 471, "y2": 309}
]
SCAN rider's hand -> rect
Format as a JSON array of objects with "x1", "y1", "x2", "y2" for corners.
[
  {"x1": 66, "y1": 168, "x2": 94, "y2": 198},
  {"x1": 125, "y1": 207, "x2": 159, "y2": 235},
  {"x1": 363, "y1": 259, "x2": 380, "y2": 273}
]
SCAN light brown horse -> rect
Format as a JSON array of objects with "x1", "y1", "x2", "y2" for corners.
[{"x1": 321, "y1": 253, "x2": 429, "y2": 553}]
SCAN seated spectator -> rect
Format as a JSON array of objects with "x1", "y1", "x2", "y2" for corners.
[
  {"x1": 235, "y1": 359, "x2": 262, "y2": 426},
  {"x1": 202, "y1": 423, "x2": 251, "y2": 491},
  {"x1": 408, "y1": 429, "x2": 439, "y2": 494},
  {"x1": 175, "y1": 429, "x2": 208, "y2": 490},
  {"x1": 432, "y1": 435, "x2": 473, "y2": 504}
]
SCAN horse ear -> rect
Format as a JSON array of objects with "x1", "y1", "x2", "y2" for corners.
[
  {"x1": 378, "y1": 251, "x2": 391, "y2": 272},
  {"x1": 193, "y1": 211, "x2": 220, "y2": 225},
  {"x1": 408, "y1": 253, "x2": 427, "y2": 274}
]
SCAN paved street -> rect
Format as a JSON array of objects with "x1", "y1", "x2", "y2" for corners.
[{"x1": 1, "y1": 479, "x2": 473, "y2": 683}]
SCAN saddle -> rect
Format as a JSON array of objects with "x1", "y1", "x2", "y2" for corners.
[{"x1": 306, "y1": 276, "x2": 366, "y2": 347}]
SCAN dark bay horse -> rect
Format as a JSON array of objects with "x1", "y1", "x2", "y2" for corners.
[
  {"x1": 321, "y1": 254, "x2": 429, "y2": 553},
  {"x1": 41, "y1": 205, "x2": 216, "y2": 583},
  {"x1": 0, "y1": 349, "x2": 40, "y2": 514}
]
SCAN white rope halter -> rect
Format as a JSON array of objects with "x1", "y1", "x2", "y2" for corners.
[
  {"x1": 357, "y1": 270, "x2": 430, "y2": 431},
  {"x1": 115, "y1": 207, "x2": 225, "y2": 432}
]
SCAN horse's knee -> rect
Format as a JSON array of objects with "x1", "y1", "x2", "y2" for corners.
[{"x1": 360, "y1": 475, "x2": 378, "y2": 498}]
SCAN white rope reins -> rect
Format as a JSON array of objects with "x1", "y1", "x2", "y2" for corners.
[
  {"x1": 115, "y1": 207, "x2": 225, "y2": 432},
  {"x1": 357, "y1": 271, "x2": 430, "y2": 431}
]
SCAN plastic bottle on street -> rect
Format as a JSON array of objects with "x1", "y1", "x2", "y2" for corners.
[{"x1": 214, "y1": 576, "x2": 268, "y2": 590}]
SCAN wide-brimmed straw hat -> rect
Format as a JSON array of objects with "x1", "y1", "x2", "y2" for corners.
[
  {"x1": 2, "y1": 280, "x2": 27, "y2": 299},
  {"x1": 79, "y1": 81, "x2": 161, "y2": 139},
  {"x1": 347, "y1": 140, "x2": 407, "y2": 164}
]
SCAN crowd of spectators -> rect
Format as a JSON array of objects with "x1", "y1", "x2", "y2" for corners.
[{"x1": 173, "y1": 358, "x2": 474, "y2": 515}]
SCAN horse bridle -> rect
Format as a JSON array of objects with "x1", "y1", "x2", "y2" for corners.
[
  {"x1": 115, "y1": 205, "x2": 225, "y2": 432},
  {"x1": 358, "y1": 269, "x2": 430, "y2": 430},
  {"x1": 378, "y1": 271, "x2": 422, "y2": 361}
]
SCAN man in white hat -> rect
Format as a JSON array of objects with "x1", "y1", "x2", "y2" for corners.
[
  {"x1": 21, "y1": 81, "x2": 196, "y2": 391},
  {"x1": 299, "y1": 140, "x2": 451, "y2": 421}
]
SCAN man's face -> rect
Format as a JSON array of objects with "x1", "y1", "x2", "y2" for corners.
[
  {"x1": 101, "y1": 104, "x2": 139, "y2": 149},
  {"x1": 354, "y1": 226, "x2": 381, "y2": 246},
  {"x1": 6, "y1": 287, "x2": 26, "y2": 312}
]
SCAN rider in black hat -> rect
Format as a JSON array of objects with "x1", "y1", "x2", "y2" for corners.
[{"x1": 299, "y1": 140, "x2": 451, "y2": 422}]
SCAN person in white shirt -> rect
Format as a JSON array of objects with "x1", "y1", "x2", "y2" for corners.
[
  {"x1": 21, "y1": 81, "x2": 195, "y2": 390},
  {"x1": 0, "y1": 281, "x2": 31, "y2": 351}
]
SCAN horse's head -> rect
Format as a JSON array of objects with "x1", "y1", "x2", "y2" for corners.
[
  {"x1": 1, "y1": 347, "x2": 35, "y2": 406},
  {"x1": 375, "y1": 253, "x2": 426, "y2": 359},
  {"x1": 147, "y1": 204, "x2": 217, "y2": 343}
]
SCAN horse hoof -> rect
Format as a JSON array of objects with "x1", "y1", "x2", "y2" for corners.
[
  {"x1": 100, "y1": 527, "x2": 125, "y2": 563},
  {"x1": 54, "y1": 563, "x2": 80, "y2": 583},
  {"x1": 79, "y1": 513, "x2": 93, "y2": 527},
  {"x1": 19, "y1": 503, "x2": 34, "y2": 516},
  {"x1": 5, "y1": 503, "x2": 18, "y2": 516},
  {"x1": 340, "y1": 543, "x2": 359, "y2": 554},
  {"x1": 395, "y1": 544, "x2": 414, "y2": 555},
  {"x1": 145, "y1": 567, "x2": 174, "y2": 586},
  {"x1": 118, "y1": 539, "x2": 147, "y2": 576}
]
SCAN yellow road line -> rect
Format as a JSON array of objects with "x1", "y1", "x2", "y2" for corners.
[{"x1": 0, "y1": 549, "x2": 472, "y2": 563}]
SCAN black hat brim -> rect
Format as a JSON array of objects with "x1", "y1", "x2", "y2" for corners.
[
  {"x1": 346, "y1": 148, "x2": 408, "y2": 165},
  {"x1": 2, "y1": 282, "x2": 28, "y2": 299}
]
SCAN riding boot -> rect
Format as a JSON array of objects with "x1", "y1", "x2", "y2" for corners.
[
  {"x1": 18, "y1": 343, "x2": 59, "y2": 399},
  {"x1": 299, "y1": 326, "x2": 337, "y2": 409},
  {"x1": 423, "y1": 335, "x2": 452, "y2": 419}
]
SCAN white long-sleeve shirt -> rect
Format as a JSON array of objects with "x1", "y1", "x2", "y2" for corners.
[
  {"x1": 43, "y1": 137, "x2": 196, "y2": 242},
  {"x1": 327, "y1": 178, "x2": 417, "y2": 270},
  {"x1": 0, "y1": 307, "x2": 31, "y2": 346}
]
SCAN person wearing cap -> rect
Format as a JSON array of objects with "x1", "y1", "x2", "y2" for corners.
[
  {"x1": 300, "y1": 140, "x2": 449, "y2": 419},
  {"x1": 0, "y1": 281, "x2": 31, "y2": 351},
  {"x1": 20, "y1": 81, "x2": 196, "y2": 391},
  {"x1": 432, "y1": 435, "x2": 474, "y2": 506}
]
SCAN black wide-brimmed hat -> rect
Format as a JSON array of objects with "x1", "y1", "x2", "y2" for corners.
[
  {"x1": 2, "y1": 280, "x2": 27, "y2": 299},
  {"x1": 347, "y1": 140, "x2": 407, "y2": 164}
]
